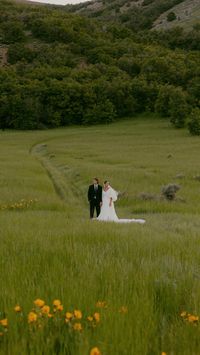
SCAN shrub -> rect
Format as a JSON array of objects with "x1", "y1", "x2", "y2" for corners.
[
  {"x1": 8, "y1": 44, "x2": 36, "y2": 64},
  {"x1": 83, "y1": 99, "x2": 116, "y2": 125},
  {"x1": 188, "y1": 108, "x2": 200, "y2": 136},
  {"x1": 167, "y1": 12, "x2": 177, "y2": 22},
  {"x1": 162, "y1": 184, "x2": 180, "y2": 200},
  {"x1": 155, "y1": 85, "x2": 173, "y2": 117},
  {"x1": 2, "y1": 21, "x2": 25, "y2": 44},
  {"x1": 169, "y1": 88, "x2": 189, "y2": 128},
  {"x1": 155, "y1": 86, "x2": 189, "y2": 127}
]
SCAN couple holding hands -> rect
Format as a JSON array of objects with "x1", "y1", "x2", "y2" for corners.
[{"x1": 88, "y1": 178, "x2": 145, "y2": 224}]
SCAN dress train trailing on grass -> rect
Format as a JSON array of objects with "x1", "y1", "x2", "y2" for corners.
[{"x1": 96, "y1": 184, "x2": 145, "y2": 224}]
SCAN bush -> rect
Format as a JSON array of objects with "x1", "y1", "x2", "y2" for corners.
[
  {"x1": 2, "y1": 21, "x2": 25, "y2": 44},
  {"x1": 188, "y1": 108, "x2": 200, "y2": 136},
  {"x1": 169, "y1": 88, "x2": 189, "y2": 128},
  {"x1": 167, "y1": 12, "x2": 177, "y2": 22},
  {"x1": 162, "y1": 184, "x2": 180, "y2": 200},
  {"x1": 8, "y1": 44, "x2": 36, "y2": 64},
  {"x1": 155, "y1": 85, "x2": 173, "y2": 117},
  {"x1": 83, "y1": 99, "x2": 116, "y2": 125},
  {"x1": 155, "y1": 85, "x2": 189, "y2": 127}
]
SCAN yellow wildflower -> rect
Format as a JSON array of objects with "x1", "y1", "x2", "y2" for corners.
[
  {"x1": 74, "y1": 310, "x2": 82, "y2": 319},
  {"x1": 65, "y1": 312, "x2": 73, "y2": 320},
  {"x1": 119, "y1": 306, "x2": 128, "y2": 314},
  {"x1": 53, "y1": 299, "x2": 61, "y2": 308},
  {"x1": 57, "y1": 304, "x2": 63, "y2": 312},
  {"x1": 14, "y1": 305, "x2": 22, "y2": 313},
  {"x1": 93, "y1": 312, "x2": 100, "y2": 322},
  {"x1": 161, "y1": 352, "x2": 167, "y2": 355},
  {"x1": 73, "y1": 322, "x2": 82, "y2": 331},
  {"x1": 0, "y1": 319, "x2": 8, "y2": 327},
  {"x1": 48, "y1": 313, "x2": 53, "y2": 318},
  {"x1": 41, "y1": 305, "x2": 50, "y2": 314},
  {"x1": 188, "y1": 315, "x2": 199, "y2": 323},
  {"x1": 34, "y1": 299, "x2": 45, "y2": 308},
  {"x1": 0, "y1": 332, "x2": 3, "y2": 337},
  {"x1": 28, "y1": 312, "x2": 37, "y2": 323},
  {"x1": 87, "y1": 316, "x2": 93, "y2": 322},
  {"x1": 90, "y1": 347, "x2": 101, "y2": 355},
  {"x1": 180, "y1": 311, "x2": 187, "y2": 318}
]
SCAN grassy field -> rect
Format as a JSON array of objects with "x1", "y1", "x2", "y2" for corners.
[{"x1": 1, "y1": 115, "x2": 200, "y2": 354}]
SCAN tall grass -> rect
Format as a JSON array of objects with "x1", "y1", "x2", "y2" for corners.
[{"x1": 1, "y1": 115, "x2": 200, "y2": 354}]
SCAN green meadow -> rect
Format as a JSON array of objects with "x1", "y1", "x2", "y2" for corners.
[{"x1": 1, "y1": 115, "x2": 200, "y2": 355}]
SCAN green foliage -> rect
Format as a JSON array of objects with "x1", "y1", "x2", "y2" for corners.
[
  {"x1": 83, "y1": 98, "x2": 116, "y2": 124},
  {"x1": 8, "y1": 44, "x2": 37, "y2": 64},
  {"x1": 155, "y1": 85, "x2": 189, "y2": 128},
  {"x1": 188, "y1": 107, "x2": 200, "y2": 135},
  {"x1": 146, "y1": 27, "x2": 200, "y2": 51},
  {"x1": 187, "y1": 77, "x2": 200, "y2": 106},
  {"x1": 169, "y1": 88, "x2": 189, "y2": 128},
  {"x1": 2, "y1": 20, "x2": 25, "y2": 44},
  {"x1": 167, "y1": 11, "x2": 177, "y2": 22},
  {"x1": 0, "y1": 0, "x2": 199, "y2": 134},
  {"x1": 118, "y1": 56, "x2": 141, "y2": 76},
  {"x1": 155, "y1": 85, "x2": 174, "y2": 117},
  {"x1": 132, "y1": 78, "x2": 158, "y2": 112}
]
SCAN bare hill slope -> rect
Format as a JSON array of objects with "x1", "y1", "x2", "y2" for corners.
[
  {"x1": 67, "y1": 0, "x2": 200, "y2": 31},
  {"x1": 153, "y1": 0, "x2": 200, "y2": 31}
]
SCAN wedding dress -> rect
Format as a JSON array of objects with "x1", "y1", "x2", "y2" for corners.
[{"x1": 97, "y1": 188, "x2": 145, "y2": 224}]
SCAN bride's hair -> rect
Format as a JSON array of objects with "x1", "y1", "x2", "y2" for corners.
[{"x1": 104, "y1": 180, "x2": 110, "y2": 185}]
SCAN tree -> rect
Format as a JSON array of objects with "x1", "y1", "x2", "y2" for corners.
[
  {"x1": 8, "y1": 44, "x2": 36, "y2": 64},
  {"x1": 169, "y1": 88, "x2": 189, "y2": 128},
  {"x1": 118, "y1": 56, "x2": 140, "y2": 77},
  {"x1": 155, "y1": 85, "x2": 174, "y2": 117},
  {"x1": 155, "y1": 85, "x2": 188, "y2": 127},
  {"x1": 83, "y1": 99, "x2": 116, "y2": 125},
  {"x1": 132, "y1": 78, "x2": 158, "y2": 113},
  {"x1": 188, "y1": 108, "x2": 200, "y2": 136},
  {"x1": 2, "y1": 21, "x2": 25, "y2": 44}
]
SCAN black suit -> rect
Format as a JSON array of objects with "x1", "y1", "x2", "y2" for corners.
[{"x1": 88, "y1": 184, "x2": 102, "y2": 218}]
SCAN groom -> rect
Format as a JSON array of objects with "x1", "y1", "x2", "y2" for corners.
[{"x1": 88, "y1": 178, "x2": 102, "y2": 219}]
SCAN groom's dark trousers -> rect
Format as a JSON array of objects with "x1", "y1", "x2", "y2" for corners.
[{"x1": 88, "y1": 184, "x2": 102, "y2": 218}]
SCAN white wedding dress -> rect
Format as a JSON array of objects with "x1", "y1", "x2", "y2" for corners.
[{"x1": 97, "y1": 188, "x2": 145, "y2": 224}]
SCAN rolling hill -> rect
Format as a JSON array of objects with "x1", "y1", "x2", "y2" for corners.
[
  {"x1": 153, "y1": 0, "x2": 200, "y2": 31},
  {"x1": 0, "y1": 0, "x2": 199, "y2": 132},
  {"x1": 66, "y1": 0, "x2": 200, "y2": 31}
]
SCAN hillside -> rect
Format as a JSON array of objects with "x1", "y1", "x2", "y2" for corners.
[
  {"x1": 153, "y1": 0, "x2": 200, "y2": 31},
  {"x1": 0, "y1": 0, "x2": 199, "y2": 132},
  {"x1": 66, "y1": 0, "x2": 200, "y2": 31}
]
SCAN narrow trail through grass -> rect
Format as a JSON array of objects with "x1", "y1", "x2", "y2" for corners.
[
  {"x1": 31, "y1": 138, "x2": 85, "y2": 219},
  {"x1": 32, "y1": 142, "x2": 73, "y2": 203}
]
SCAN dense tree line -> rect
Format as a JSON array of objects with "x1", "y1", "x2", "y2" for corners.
[{"x1": 0, "y1": 0, "x2": 199, "y2": 133}]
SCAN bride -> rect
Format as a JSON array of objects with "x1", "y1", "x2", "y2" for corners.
[{"x1": 97, "y1": 181, "x2": 145, "y2": 224}]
